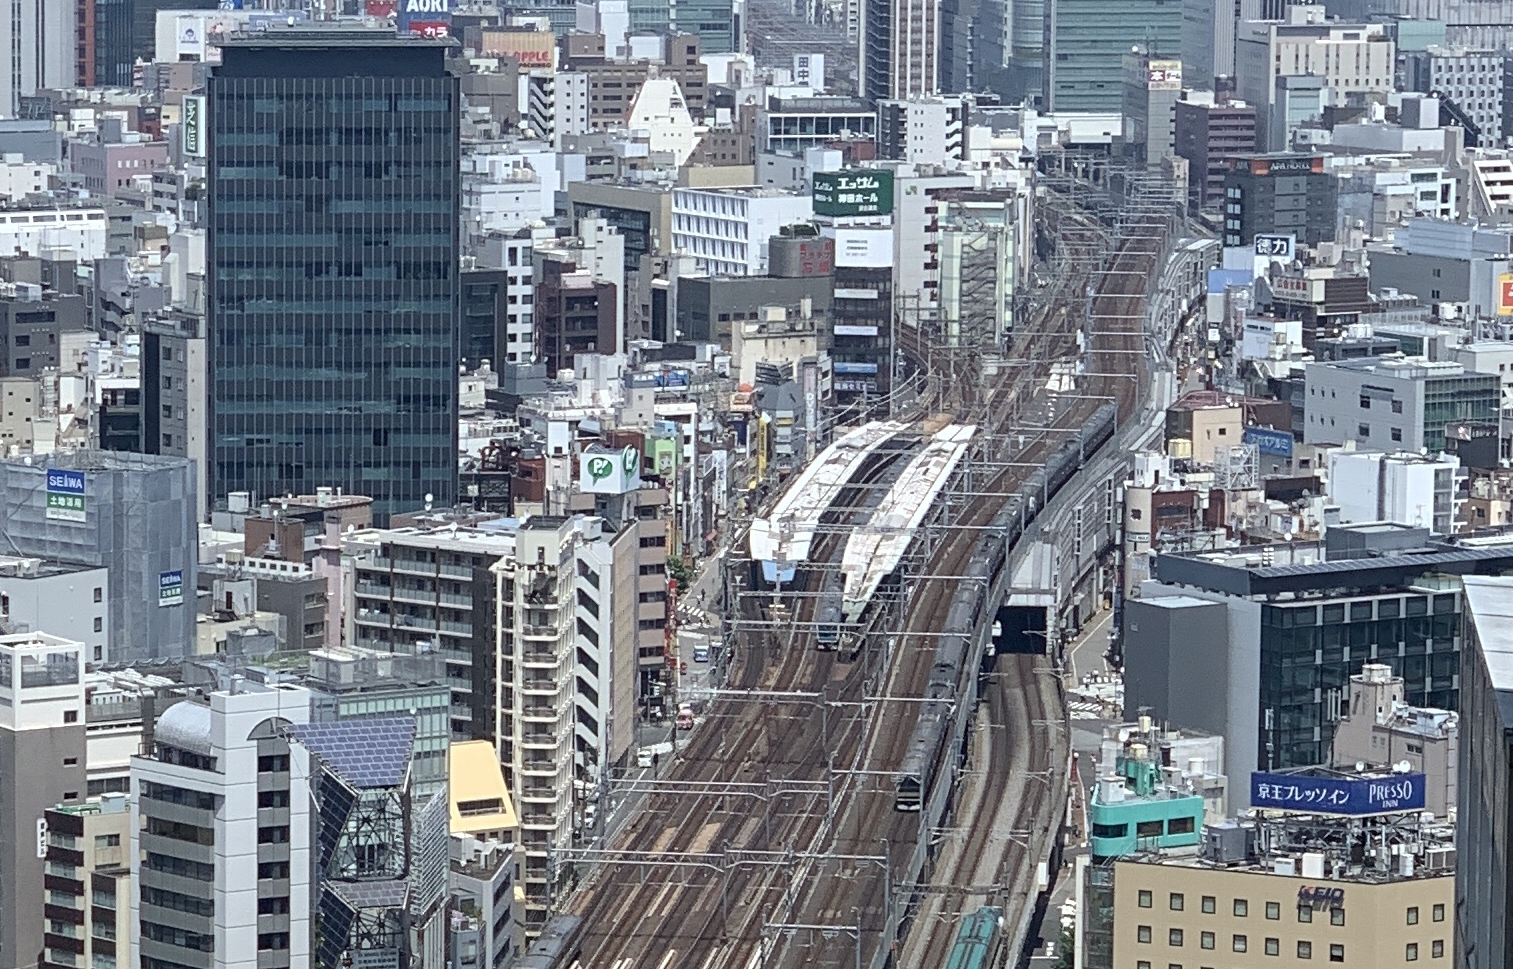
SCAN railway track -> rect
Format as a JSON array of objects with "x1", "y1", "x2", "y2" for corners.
[
  {"x1": 560, "y1": 439, "x2": 917, "y2": 969},
  {"x1": 550, "y1": 180, "x2": 1174, "y2": 969}
]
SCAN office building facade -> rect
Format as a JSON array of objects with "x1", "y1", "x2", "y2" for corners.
[
  {"x1": 1043, "y1": 0, "x2": 1183, "y2": 112},
  {"x1": 1303, "y1": 357, "x2": 1500, "y2": 455},
  {"x1": 1127, "y1": 525, "x2": 1512, "y2": 790},
  {"x1": 1458, "y1": 575, "x2": 1513, "y2": 969},
  {"x1": 207, "y1": 34, "x2": 460, "y2": 524},
  {"x1": 1221, "y1": 154, "x2": 1337, "y2": 248},
  {"x1": 129, "y1": 684, "x2": 314, "y2": 969}
]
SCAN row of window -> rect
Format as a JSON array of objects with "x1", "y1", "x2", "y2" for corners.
[
  {"x1": 1138, "y1": 892, "x2": 1447, "y2": 925},
  {"x1": 1135, "y1": 937, "x2": 1444, "y2": 965}
]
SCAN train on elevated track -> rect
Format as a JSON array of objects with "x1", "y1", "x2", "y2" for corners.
[{"x1": 894, "y1": 403, "x2": 1117, "y2": 812}]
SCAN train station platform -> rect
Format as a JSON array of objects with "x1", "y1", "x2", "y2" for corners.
[
  {"x1": 840, "y1": 423, "x2": 977, "y2": 618},
  {"x1": 749, "y1": 420, "x2": 906, "y2": 585}
]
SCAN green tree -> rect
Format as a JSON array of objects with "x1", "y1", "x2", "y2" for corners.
[
  {"x1": 666, "y1": 555, "x2": 693, "y2": 593},
  {"x1": 1052, "y1": 922, "x2": 1076, "y2": 969}
]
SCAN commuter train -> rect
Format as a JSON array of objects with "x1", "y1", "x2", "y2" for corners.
[
  {"x1": 815, "y1": 571, "x2": 845, "y2": 650},
  {"x1": 942, "y1": 907, "x2": 1004, "y2": 969},
  {"x1": 894, "y1": 404, "x2": 1117, "y2": 812}
]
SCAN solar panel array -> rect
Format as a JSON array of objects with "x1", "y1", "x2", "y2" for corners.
[{"x1": 288, "y1": 717, "x2": 417, "y2": 789}]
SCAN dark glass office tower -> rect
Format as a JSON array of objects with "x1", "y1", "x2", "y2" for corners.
[{"x1": 207, "y1": 33, "x2": 460, "y2": 524}]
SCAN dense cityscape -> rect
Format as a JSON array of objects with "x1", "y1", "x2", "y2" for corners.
[{"x1": 1, "y1": 0, "x2": 1513, "y2": 968}]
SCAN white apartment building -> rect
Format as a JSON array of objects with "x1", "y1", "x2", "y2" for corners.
[
  {"x1": 129, "y1": 683, "x2": 314, "y2": 969},
  {"x1": 0, "y1": 154, "x2": 54, "y2": 202},
  {"x1": 493, "y1": 516, "x2": 576, "y2": 924},
  {"x1": 672, "y1": 187, "x2": 814, "y2": 276},
  {"x1": 527, "y1": 71, "x2": 590, "y2": 149},
  {"x1": 1327, "y1": 448, "x2": 1462, "y2": 535},
  {"x1": 877, "y1": 97, "x2": 965, "y2": 166},
  {"x1": 0, "y1": 632, "x2": 86, "y2": 969},
  {"x1": 572, "y1": 517, "x2": 638, "y2": 786},
  {"x1": 0, "y1": 556, "x2": 109, "y2": 661},
  {"x1": 0, "y1": 208, "x2": 108, "y2": 262},
  {"x1": 1235, "y1": 6, "x2": 1395, "y2": 151},
  {"x1": 477, "y1": 226, "x2": 549, "y2": 367},
  {"x1": 462, "y1": 148, "x2": 555, "y2": 243}
]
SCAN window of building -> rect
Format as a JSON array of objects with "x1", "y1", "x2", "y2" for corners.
[
  {"x1": 63, "y1": 710, "x2": 77, "y2": 723},
  {"x1": 257, "y1": 933, "x2": 290, "y2": 951},
  {"x1": 1168, "y1": 816, "x2": 1195, "y2": 835},
  {"x1": 1169, "y1": 929, "x2": 1184, "y2": 947},
  {"x1": 1233, "y1": 935, "x2": 1247, "y2": 953},
  {"x1": 93, "y1": 617, "x2": 102, "y2": 632},
  {"x1": 1139, "y1": 891, "x2": 1153, "y2": 908},
  {"x1": 1433, "y1": 904, "x2": 1445, "y2": 922},
  {"x1": 1408, "y1": 907, "x2": 1419, "y2": 925},
  {"x1": 1392, "y1": 428, "x2": 1402, "y2": 442},
  {"x1": 1266, "y1": 902, "x2": 1280, "y2": 920},
  {"x1": 1298, "y1": 941, "x2": 1312, "y2": 959},
  {"x1": 1329, "y1": 944, "x2": 1344, "y2": 962},
  {"x1": 1360, "y1": 395, "x2": 1371, "y2": 408},
  {"x1": 256, "y1": 825, "x2": 289, "y2": 844},
  {"x1": 1358, "y1": 423, "x2": 1370, "y2": 437},
  {"x1": 1201, "y1": 896, "x2": 1215, "y2": 914},
  {"x1": 1392, "y1": 399, "x2": 1403, "y2": 413},
  {"x1": 1297, "y1": 905, "x2": 1313, "y2": 923},
  {"x1": 1330, "y1": 909, "x2": 1345, "y2": 926},
  {"x1": 1136, "y1": 963, "x2": 1150, "y2": 969},
  {"x1": 1407, "y1": 943, "x2": 1419, "y2": 961},
  {"x1": 1170, "y1": 893, "x2": 1184, "y2": 911},
  {"x1": 1136, "y1": 819, "x2": 1164, "y2": 838},
  {"x1": 1432, "y1": 940, "x2": 1444, "y2": 957},
  {"x1": 1265, "y1": 938, "x2": 1279, "y2": 956},
  {"x1": 1200, "y1": 931, "x2": 1214, "y2": 949},
  {"x1": 63, "y1": 757, "x2": 77, "y2": 766},
  {"x1": 92, "y1": 587, "x2": 102, "y2": 603},
  {"x1": 1138, "y1": 926, "x2": 1152, "y2": 944},
  {"x1": 1234, "y1": 900, "x2": 1248, "y2": 917},
  {"x1": 257, "y1": 861, "x2": 290, "y2": 879}
]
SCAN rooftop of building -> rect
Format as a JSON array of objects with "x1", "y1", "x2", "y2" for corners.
[
  {"x1": 1307, "y1": 354, "x2": 1478, "y2": 379},
  {"x1": 0, "y1": 555, "x2": 103, "y2": 580},
  {"x1": 449, "y1": 740, "x2": 520, "y2": 836},
  {"x1": 1153, "y1": 522, "x2": 1513, "y2": 596},
  {"x1": 217, "y1": 29, "x2": 458, "y2": 50},
  {"x1": 1462, "y1": 575, "x2": 1513, "y2": 708},
  {"x1": 356, "y1": 519, "x2": 520, "y2": 557}
]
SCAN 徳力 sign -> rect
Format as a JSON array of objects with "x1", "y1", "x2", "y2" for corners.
[
  {"x1": 1253, "y1": 234, "x2": 1294, "y2": 260},
  {"x1": 45, "y1": 469, "x2": 86, "y2": 523},
  {"x1": 812, "y1": 170, "x2": 895, "y2": 217}
]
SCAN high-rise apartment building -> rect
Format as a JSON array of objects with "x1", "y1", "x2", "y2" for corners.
[
  {"x1": 0, "y1": 633, "x2": 86, "y2": 969},
  {"x1": 0, "y1": 1, "x2": 75, "y2": 117},
  {"x1": 862, "y1": 0, "x2": 939, "y2": 101},
  {"x1": 207, "y1": 33, "x2": 460, "y2": 524},
  {"x1": 129, "y1": 684, "x2": 314, "y2": 969},
  {"x1": 40, "y1": 795, "x2": 131, "y2": 969},
  {"x1": 1175, "y1": 97, "x2": 1259, "y2": 208},
  {"x1": 1458, "y1": 575, "x2": 1513, "y2": 969}
]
